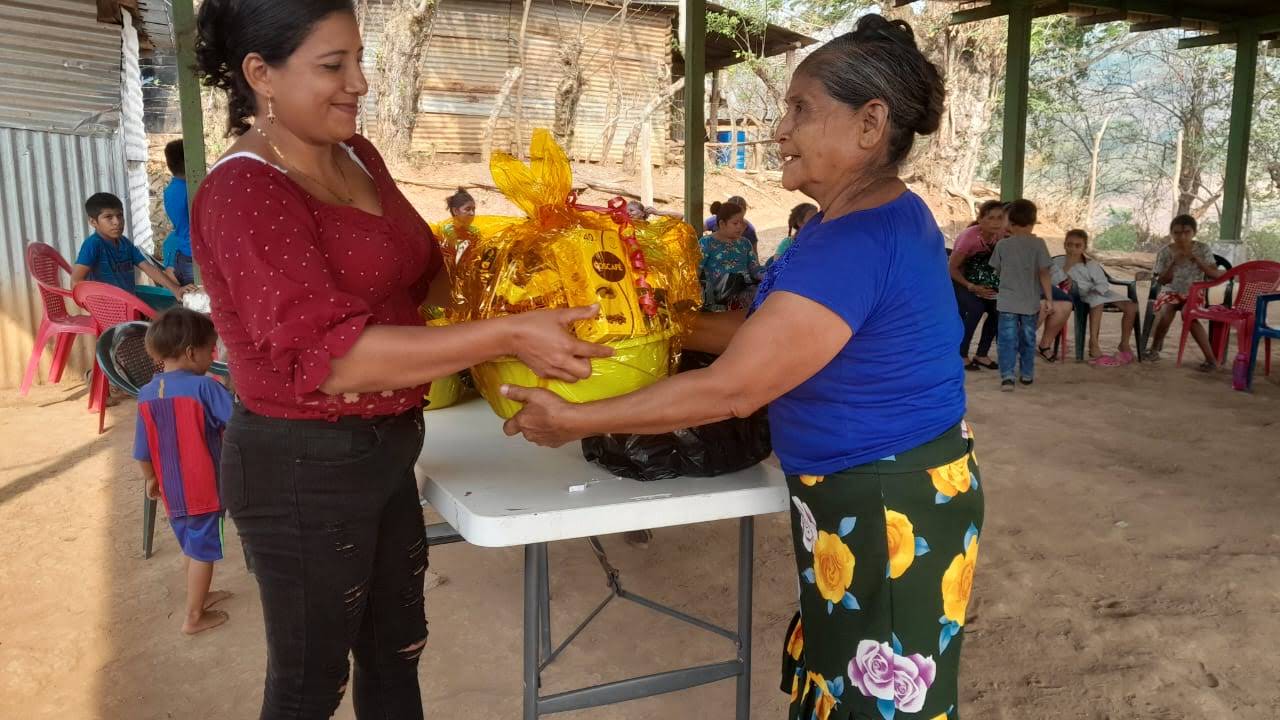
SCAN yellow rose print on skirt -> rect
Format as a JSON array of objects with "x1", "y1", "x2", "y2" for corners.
[
  {"x1": 801, "y1": 520, "x2": 861, "y2": 614},
  {"x1": 885, "y1": 509, "x2": 931, "y2": 579},
  {"x1": 929, "y1": 453, "x2": 978, "y2": 504},
  {"x1": 938, "y1": 523, "x2": 981, "y2": 653},
  {"x1": 799, "y1": 474, "x2": 825, "y2": 487}
]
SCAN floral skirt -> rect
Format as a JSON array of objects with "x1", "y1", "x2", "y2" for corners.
[{"x1": 781, "y1": 421, "x2": 984, "y2": 720}]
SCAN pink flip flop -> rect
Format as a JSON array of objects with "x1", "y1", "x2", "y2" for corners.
[
  {"x1": 1090, "y1": 354, "x2": 1124, "y2": 368},
  {"x1": 1113, "y1": 351, "x2": 1136, "y2": 365}
]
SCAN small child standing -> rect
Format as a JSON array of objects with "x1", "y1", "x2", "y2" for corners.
[
  {"x1": 988, "y1": 199, "x2": 1055, "y2": 391},
  {"x1": 134, "y1": 308, "x2": 234, "y2": 634},
  {"x1": 161, "y1": 140, "x2": 195, "y2": 286}
]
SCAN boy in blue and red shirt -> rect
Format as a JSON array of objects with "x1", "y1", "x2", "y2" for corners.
[{"x1": 134, "y1": 308, "x2": 233, "y2": 635}]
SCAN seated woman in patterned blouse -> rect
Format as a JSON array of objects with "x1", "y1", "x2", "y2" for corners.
[{"x1": 698, "y1": 200, "x2": 761, "y2": 311}]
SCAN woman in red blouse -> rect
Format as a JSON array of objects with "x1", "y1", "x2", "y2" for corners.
[{"x1": 192, "y1": 2, "x2": 609, "y2": 717}]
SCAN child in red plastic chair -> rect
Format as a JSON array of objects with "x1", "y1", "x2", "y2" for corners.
[
  {"x1": 1145, "y1": 214, "x2": 1223, "y2": 368},
  {"x1": 135, "y1": 308, "x2": 234, "y2": 635}
]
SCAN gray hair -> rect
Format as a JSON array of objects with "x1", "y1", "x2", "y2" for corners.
[{"x1": 797, "y1": 14, "x2": 945, "y2": 168}]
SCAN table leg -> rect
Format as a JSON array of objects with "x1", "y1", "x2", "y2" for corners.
[
  {"x1": 736, "y1": 516, "x2": 754, "y2": 720},
  {"x1": 524, "y1": 543, "x2": 542, "y2": 720},
  {"x1": 538, "y1": 543, "x2": 551, "y2": 663}
]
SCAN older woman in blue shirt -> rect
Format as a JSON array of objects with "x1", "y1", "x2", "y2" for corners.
[{"x1": 503, "y1": 15, "x2": 983, "y2": 720}]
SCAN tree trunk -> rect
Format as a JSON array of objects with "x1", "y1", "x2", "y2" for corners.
[
  {"x1": 901, "y1": 7, "x2": 1006, "y2": 200},
  {"x1": 1085, "y1": 114, "x2": 1112, "y2": 231},
  {"x1": 596, "y1": 0, "x2": 629, "y2": 164},
  {"x1": 482, "y1": 67, "x2": 523, "y2": 164},
  {"x1": 1171, "y1": 128, "x2": 1184, "y2": 217},
  {"x1": 623, "y1": 78, "x2": 684, "y2": 170},
  {"x1": 371, "y1": 0, "x2": 435, "y2": 160},
  {"x1": 513, "y1": 0, "x2": 533, "y2": 158},
  {"x1": 552, "y1": 40, "x2": 585, "y2": 152}
]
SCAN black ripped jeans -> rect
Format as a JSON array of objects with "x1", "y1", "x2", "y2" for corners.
[{"x1": 222, "y1": 405, "x2": 429, "y2": 720}]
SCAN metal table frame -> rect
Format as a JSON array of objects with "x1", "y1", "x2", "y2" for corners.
[{"x1": 428, "y1": 518, "x2": 756, "y2": 719}]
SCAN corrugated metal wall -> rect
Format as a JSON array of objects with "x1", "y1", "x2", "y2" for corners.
[
  {"x1": 0, "y1": 127, "x2": 130, "y2": 389},
  {"x1": 360, "y1": 0, "x2": 671, "y2": 162},
  {"x1": 0, "y1": 0, "x2": 123, "y2": 136}
]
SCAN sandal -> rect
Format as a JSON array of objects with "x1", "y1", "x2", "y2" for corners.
[
  {"x1": 975, "y1": 359, "x2": 998, "y2": 370},
  {"x1": 965, "y1": 360, "x2": 982, "y2": 372},
  {"x1": 1090, "y1": 354, "x2": 1123, "y2": 368},
  {"x1": 1037, "y1": 346, "x2": 1057, "y2": 363}
]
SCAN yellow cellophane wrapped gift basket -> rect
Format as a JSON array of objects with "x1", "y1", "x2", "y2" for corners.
[{"x1": 451, "y1": 130, "x2": 701, "y2": 419}]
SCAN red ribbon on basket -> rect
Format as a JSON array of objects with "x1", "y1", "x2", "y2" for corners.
[{"x1": 566, "y1": 193, "x2": 659, "y2": 317}]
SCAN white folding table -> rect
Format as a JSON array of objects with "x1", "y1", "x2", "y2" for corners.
[{"x1": 414, "y1": 399, "x2": 788, "y2": 719}]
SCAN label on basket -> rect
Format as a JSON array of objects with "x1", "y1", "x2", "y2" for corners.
[{"x1": 559, "y1": 228, "x2": 648, "y2": 342}]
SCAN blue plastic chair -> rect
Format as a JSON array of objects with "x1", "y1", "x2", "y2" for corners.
[
  {"x1": 95, "y1": 321, "x2": 231, "y2": 558},
  {"x1": 1247, "y1": 293, "x2": 1280, "y2": 391}
]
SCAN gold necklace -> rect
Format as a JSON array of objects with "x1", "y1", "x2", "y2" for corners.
[{"x1": 254, "y1": 125, "x2": 354, "y2": 205}]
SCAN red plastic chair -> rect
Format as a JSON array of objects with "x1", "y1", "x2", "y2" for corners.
[
  {"x1": 1177, "y1": 260, "x2": 1280, "y2": 376},
  {"x1": 71, "y1": 281, "x2": 156, "y2": 433},
  {"x1": 19, "y1": 243, "x2": 98, "y2": 396}
]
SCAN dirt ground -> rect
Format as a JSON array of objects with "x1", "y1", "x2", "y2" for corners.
[{"x1": 3, "y1": 332, "x2": 1279, "y2": 719}]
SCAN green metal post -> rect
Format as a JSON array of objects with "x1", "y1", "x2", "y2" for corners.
[
  {"x1": 172, "y1": 0, "x2": 206, "y2": 284},
  {"x1": 1001, "y1": 0, "x2": 1032, "y2": 201},
  {"x1": 683, "y1": 0, "x2": 706, "y2": 233},
  {"x1": 1220, "y1": 29, "x2": 1258, "y2": 242}
]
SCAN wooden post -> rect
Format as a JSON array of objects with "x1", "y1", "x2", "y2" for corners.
[
  {"x1": 683, "y1": 0, "x2": 706, "y2": 232},
  {"x1": 1000, "y1": 0, "x2": 1032, "y2": 201},
  {"x1": 172, "y1": 0, "x2": 205, "y2": 283},
  {"x1": 707, "y1": 70, "x2": 721, "y2": 167},
  {"x1": 640, "y1": 118, "x2": 654, "y2": 207},
  {"x1": 1220, "y1": 29, "x2": 1259, "y2": 242}
]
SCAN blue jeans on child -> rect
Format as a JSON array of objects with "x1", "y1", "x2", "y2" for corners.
[{"x1": 997, "y1": 311, "x2": 1038, "y2": 381}]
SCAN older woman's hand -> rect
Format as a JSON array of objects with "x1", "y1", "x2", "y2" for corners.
[{"x1": 501, "y1": 385, "x2": 584, "y2": 447}]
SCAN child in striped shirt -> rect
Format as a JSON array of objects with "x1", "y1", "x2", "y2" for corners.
[{"x1": 134, "y1": 308, "x2": 233, "y2": 634}]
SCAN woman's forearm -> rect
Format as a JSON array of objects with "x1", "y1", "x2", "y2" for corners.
[
  {"x1": 321, "y1": 318, "x2": 515, "y2": 394},
  {"x1": 948, "y1": 256, "x2": 970, "y2": 288},
  {"x1": 567, "y1": 367, "x2": 747, "y2": 437}
]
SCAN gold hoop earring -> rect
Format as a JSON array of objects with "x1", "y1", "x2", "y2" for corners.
[{"x1": 267, "y1": 98, "x2": 277, "y2": 124}]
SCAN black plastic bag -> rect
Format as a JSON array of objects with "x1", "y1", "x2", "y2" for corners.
[{"x1": 580, "y1": 351, "x2": 772, "y2": 481}]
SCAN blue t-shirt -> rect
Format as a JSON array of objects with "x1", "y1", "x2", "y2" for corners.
[
  {"x1": 751, "y1": 191, "x2": 966, "y2": 475},
  {"x1": 75, "y1": 232, "x2": 147, "y2": 294},
  {"x1": 162, "y1": 178, "x2": 191, "y2": 268}
]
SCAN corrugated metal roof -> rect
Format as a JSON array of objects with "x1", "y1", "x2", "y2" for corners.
[
  {"x1": 0, "y1": 0, "x2": 123, "y2": 136},
  {"x1": 0, "y1": 127, "x2": 130, "y2": 388}
]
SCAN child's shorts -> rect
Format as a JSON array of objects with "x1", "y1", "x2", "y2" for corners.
[{"x1": 170, "y1": 511, "x2": 224, "y2": 562}]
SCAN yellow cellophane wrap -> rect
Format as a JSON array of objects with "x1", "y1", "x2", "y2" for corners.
[
  {"x1": 421, "y1": 317, "x2": 464, "y2": 411},
  {"x1": 449, "y1": 130, "x2": 701, "y2": 419}
]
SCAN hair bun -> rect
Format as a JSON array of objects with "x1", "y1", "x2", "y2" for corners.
[
  {"x1": 709, "y1": 201, "x2": 724, "y2": 214},
  {"x1": 851, "y1": 14, "x2": 918, "y2": 49}
]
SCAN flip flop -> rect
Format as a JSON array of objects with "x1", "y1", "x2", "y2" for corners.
[
  {"x1": 1037, "y1": 346, "x2": 1057, "y2": 363},
  {"x1": 976, "y1": 359, "x2": 998, "y2": 370},
  {"x1": 1114, "y1": 351, "x2": 1136, "y2": 365},
  {"x1": 1090, "y1": 354, "x2": 1123, "y2": 368}
]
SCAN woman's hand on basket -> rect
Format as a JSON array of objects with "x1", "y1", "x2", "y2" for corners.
[
  {"x1": 509, "y1": 305, "x2": 614, "y2": 382},
  {"x1": 501, "y1": 385, "x2": 583, "y2": 448}
]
